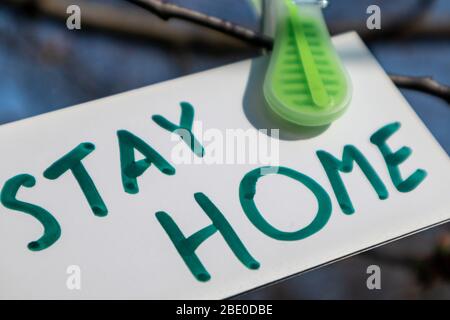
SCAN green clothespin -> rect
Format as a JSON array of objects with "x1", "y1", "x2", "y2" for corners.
[{"x1": 263, "y1": 0, "x2": 352, "y2": 126}]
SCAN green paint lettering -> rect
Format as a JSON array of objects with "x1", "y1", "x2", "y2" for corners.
[
  {"x1": 239, "y1": 166, "x2": 332, "y2": 241},
  {"x1": 370, "y1": 122, "x2": 427, "y2": 192},
  {"x1": 1, "y1": 174, "x2": 61, "y2": 251},
  {"x1": 117, "y1": 130, "x2": 175, "y2": 194},
  {"x1": 317, "y1": 145, "x2": 388, "y2": 214},
  {"x1": 156, "y1": 192, "x2": 259, "y2": 282},
  {"x1": 152, "y1": 102, "x2": 204, "y2": 157},
  {"x1": 44, "y1": 143, "x2": 107, "y2": 217}
]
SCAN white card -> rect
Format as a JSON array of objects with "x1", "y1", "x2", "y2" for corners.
[{"x1": 0, "y1": 32, "x2": 449, "y2": 299}]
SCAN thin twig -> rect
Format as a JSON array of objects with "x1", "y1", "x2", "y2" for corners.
[
  {"x1": 125, "y1": 0, "x2": 274, "y2": 49},
  {"x1": 2, "y1": 0, "x2": 259, "y2": 52},
  {"x1": 391, "y1": 75, "x2": 450, "y2": 103}
]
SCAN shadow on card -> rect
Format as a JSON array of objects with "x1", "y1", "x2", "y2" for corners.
[{"x1": 242, "y1": 56, "x2": 330, "y2": 141}]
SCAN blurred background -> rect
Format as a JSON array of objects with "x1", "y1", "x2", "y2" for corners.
[{"x1": 1, "y1": 0, "x2": 449, "y2": 299}]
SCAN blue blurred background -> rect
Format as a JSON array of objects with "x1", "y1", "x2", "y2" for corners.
[{"x1": 1, "y1": 0, "x2": 449, "y2": 299}]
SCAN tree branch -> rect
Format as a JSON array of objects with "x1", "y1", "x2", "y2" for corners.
[
  {"x1": 125, "y1": 0, "x2": 273, "y2": 49},
  {"x1": 2, "y1": 0, "x2": 259, "y2": 52},
  {"x1": 390, "y1": 75, "x2": 450, "y2": 103}
]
